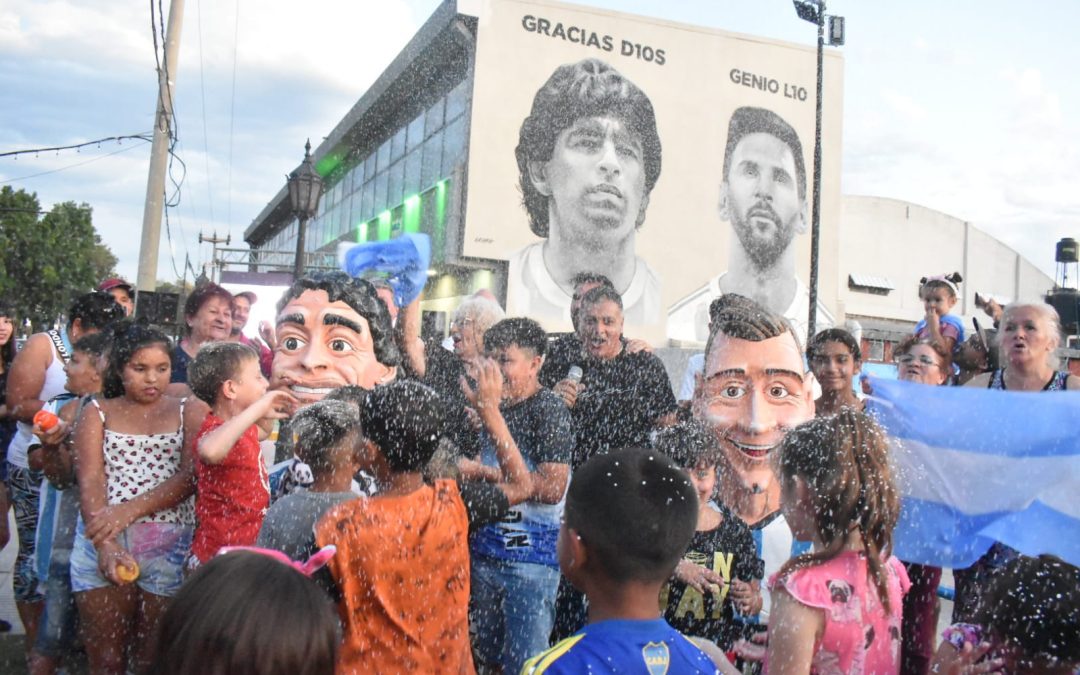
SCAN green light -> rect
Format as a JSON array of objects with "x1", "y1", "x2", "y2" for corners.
[
  {"x1": 435, "y1": 181, "x2": 447, "y2": 229},
  {"x1": 403, "y1": 193, "x2": 421, "y2": 234},
  {"x1": 356, "y1": 221, "x2": 368, "y2": 243},
  {"x1": 377, "y1": 210, "x2": 392, "y2": 241},
  {"x1": 315, "y1": 153, "x2": 342, "y2": 178}
]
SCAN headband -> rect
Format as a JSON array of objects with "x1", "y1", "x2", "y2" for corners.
[
  {"x1": 217, "y1": 545, "x2": 336, "y2": 577},
  {"x1": 920, "y1": 274, "x2": 959, "y2": 296}
]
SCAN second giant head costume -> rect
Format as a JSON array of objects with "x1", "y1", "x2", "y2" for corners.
[{"x1": 692, "y1": 294, "x2": 814, "y2": 517}]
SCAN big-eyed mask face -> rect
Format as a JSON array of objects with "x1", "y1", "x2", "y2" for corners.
[
  {"x1": 271, "y1": 289, "x2": 394, "y2": 403},
  {"x1": 693, "y1": 331, "x2": 813, "y2": 486}
]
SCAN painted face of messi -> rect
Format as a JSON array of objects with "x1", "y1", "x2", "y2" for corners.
[
  {"x1": 721, "y1": 132, "x2": 807, "y2": 272},
  {"x1": 693, "y1": 331, "x2": 813, "y2": 487},
  {"x1": 271, "y1": 289, "x2": 395, "y2": 403}
]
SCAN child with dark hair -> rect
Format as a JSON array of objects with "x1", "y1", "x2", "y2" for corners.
[
  {"x1": 257, "y1": 399, "x2": 362, "y2": 559},
  {"x1": 524, "y1": 447, "x2": 720, "y2": 674},
  {"x1": 931, "y1": 554, "x2": 1080, "y2": 675},
  {"x1": 914, "y1": 272, "x2": 965, "y2": 354},
  {"x1": 70, "y1": 321, "x2": 204, "y2": 673},
  {"x1": 656, "y1": 421, "x2": 763, "y2": 653},
  {"x1": 314, "y1": 379, "x2": 532, "y2": 673},
  {"x1": 187, "y1": 342, "x2": 297, "y2": 567},
  {"x1": 807, "y1": 328, "x2": 864, "y2": 416},
  {"x1": 459, "y1": 317, "x2": 573, "y2": 673},
  {"x1": 146, "y1": 550, "x2": 340, "y2": 675},
  {"x1": 29, "y1": 332, "x2": 108, "y2": 672},
  {"x1": 767, "y1": 409, "x2": 910, "y2": 673}
]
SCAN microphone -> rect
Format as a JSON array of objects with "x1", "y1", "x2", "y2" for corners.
[{"x1": 566, "y1": 365, "x2": 583, "y2": 384}]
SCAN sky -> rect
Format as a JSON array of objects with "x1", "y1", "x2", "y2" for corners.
[{"x1": 1, "y1": 0, "x2": 1077, "y2": 288}]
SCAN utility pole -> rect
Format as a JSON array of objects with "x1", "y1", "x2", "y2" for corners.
[
  {"x1": 198, "y1": 231, "x2": 231, "y2": 284},
  {"x1": 136, "y1": 0, "x2": 186, "y2": 292}
]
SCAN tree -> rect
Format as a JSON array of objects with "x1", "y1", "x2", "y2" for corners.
[{"x1": 0, "y1": 186, "x2": 118, "y2": 329}]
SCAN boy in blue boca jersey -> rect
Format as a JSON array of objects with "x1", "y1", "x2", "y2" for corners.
[
  {"x1": 458, "y1": 318, "x2": 574, "y2": 674},
  {"x1": 523, "y1": 447, "x2": 723, "y2": 675}
]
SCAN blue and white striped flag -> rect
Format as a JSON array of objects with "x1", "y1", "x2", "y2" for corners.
[{"x1": 869, "y1": 377, "x2": 1080, "y2": 568}]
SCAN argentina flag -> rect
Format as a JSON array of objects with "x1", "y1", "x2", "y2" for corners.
[{"x1": 868, "y1": 377, "x2": 1080, "y2": 568}]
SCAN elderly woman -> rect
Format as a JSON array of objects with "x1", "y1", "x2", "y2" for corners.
[
  {"x1": 402, "y1": 293, "x2": 505, "y2": 455},
  {"x1": 954, "y1": 302, "x2": 1078, "y2": 629},
  {"x1": 892, "y1": 335, "x2": 951, "y2": 674},
  {"x1": 171, "y1": 283, "x2": 233, "y2": 385}
]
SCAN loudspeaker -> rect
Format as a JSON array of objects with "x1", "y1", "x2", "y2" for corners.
[
  {"x1": 135, "y1": 291, "x2": 180, "y2": 326},
  {"x1": 1045, "y1": 290, "x2": 1080, "y2": 335}
]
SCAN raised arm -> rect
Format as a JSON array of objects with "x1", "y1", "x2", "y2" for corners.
[
  {"x1": 458, "y1": 359, "x2": 533, "y2": 505},
  {"x1": 198, "y1": 390, "x2": 296, "y2": 464},
  {"x1": 397, "y1": 296, "x2": 428, "y2": 379}
]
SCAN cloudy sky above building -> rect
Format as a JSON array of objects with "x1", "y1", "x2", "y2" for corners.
[{"x1": 1, "y1": 0, "x2": 1076, "y2": 284}]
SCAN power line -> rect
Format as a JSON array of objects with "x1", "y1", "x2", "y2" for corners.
[
  {"x1": 226, "y1": 0, "x2": 241, "y2": 236},
  {"x1": 195, "y1": 0, "x2": 216, "y2": 229},
  {"x1": 0, "y1": 141, "x2": 150, "y2": 185},
  {"x1": 0, "y1": 133, "x2": 152, "y2": 159}
]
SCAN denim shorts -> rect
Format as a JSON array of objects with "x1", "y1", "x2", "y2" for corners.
[{"x1": 69, "y1": 519, "x2": 192, "y2": 597}]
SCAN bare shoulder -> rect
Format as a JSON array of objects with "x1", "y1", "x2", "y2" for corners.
[
  {"x1": 1066, "y1": 374, "x2": 1080, "y2": 391},
  {"x1": 964, "y1": 372, "x2": 992, "y2": 388}
]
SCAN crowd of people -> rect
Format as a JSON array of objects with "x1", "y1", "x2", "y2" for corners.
[{"x1": 0, "y1": 268, "x2": 1075, "y2": 675}]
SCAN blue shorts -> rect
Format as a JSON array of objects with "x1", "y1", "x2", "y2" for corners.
[{"x1": 69, "y1": 520, "x2": 192, "y2": 597}]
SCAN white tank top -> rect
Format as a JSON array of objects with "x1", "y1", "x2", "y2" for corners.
[{"x1": 7, "y1": 335, "x2": 69, "y2": 469}]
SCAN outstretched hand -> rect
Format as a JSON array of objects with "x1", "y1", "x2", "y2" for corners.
[
  {"x1": 930, "y1": 642, "x2": 1003, "y2": 675},
  {"x1": 253, "y1": 389, "x2": 301, "y2": 420}
]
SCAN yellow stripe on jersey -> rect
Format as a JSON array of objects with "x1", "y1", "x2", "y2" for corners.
[{"x1": 520, "y1": 634, "x2": 586, "y2": 674}]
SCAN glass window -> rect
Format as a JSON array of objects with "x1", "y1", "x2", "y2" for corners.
[
  {"x1": 425, "y1": 98, "x2": 445, "y2": 138},
  {"x1": 387, "y1": 159, "x2": 404, "y2": 207},
  {"x1": 407, "y1": 114, "x2": 425, "y2": 153},
  {"x1": 442, "y1": 116, "x2": 467, "y2": 174},
  {"x1": 373, "y1": 170, "x2": 388, "y2": 215},
  {"x1": 364, "y1": 151, "x2": 377, "y2": 182},
  {"x1": 404, "y1": 149, "x2": 422, "y2": 196},
  {"x1": 421, "y1": 130, "x2": 443, "y2": 188},
  {"x1": 446, "y1": 79, "x2": 469, "y2": 121},
  {"x1": 376, "y1": 139, "x2": 391, "y2": 173},
  {"x1": 390, "y1": 126, "x2": 407, "y2": 163},
  {"x1": 360, "y1": 178, "x2": 374, "y2": 223}
]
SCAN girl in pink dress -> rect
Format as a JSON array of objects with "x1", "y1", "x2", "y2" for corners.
[{"x1": 766, "y1": 410, "x2": 910, "y2": 675}]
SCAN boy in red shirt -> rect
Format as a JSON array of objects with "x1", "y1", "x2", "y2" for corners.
[{"x1": 187, "y1": 343, "x2": 297, "y2": 567}]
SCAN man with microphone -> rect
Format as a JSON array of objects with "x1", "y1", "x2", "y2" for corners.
[{"x1": 551, "y1": 284, "x2": 677, "y2": 470}]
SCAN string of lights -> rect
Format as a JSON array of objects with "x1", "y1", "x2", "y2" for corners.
[{"x1": 0, "y1": 134, "x2": 152, "y2": 159}]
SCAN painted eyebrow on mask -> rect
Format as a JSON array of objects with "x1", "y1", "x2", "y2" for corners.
[
  {"x1": 323, "y1": 313, "x2": 366, "y2": 336},
  {"x1": 277, "y1": 313, "x2": 305, "y2": 328}
]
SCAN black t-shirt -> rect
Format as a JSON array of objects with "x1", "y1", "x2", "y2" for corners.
[
  {"x1": 571, "y1": 349, "x2": 677, "y2": 468},
  {"x1": 411, "y1": 339, "x2": 479, "y2": 456},
  {"x1": 539, "y1": 333, "x2": 581, "y2": 389},
  {"x1": 660, "y1": 504, "x2": 764, "y2": 650}
]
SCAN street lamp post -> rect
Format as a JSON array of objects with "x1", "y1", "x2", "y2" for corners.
[
  {"x1": 287, "y1": 139, "x2": 325, "y2": 279},
  {"x1": 793, "y1": 0, "x2": 844, "y2": 340}
]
